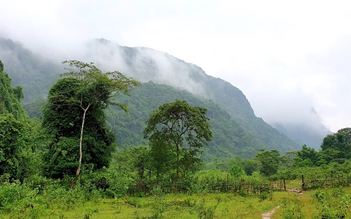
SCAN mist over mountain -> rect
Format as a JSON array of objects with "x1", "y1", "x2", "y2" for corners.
[
  {"x1": 0, "y1": 37, "x2": 329, "y2": 155},
  {"x1": 80, "y1": 39, "x2": 255, "y2": 121},
  {"x1": 251, "y1": 88, "x2": 332, "y2": 148},
  {"x1": 79, "y1": 38, "x2": 330, "y2": 149},
  {"x1": 272, "y1": 122, "x2": 331, "y2": 148},
  {"x1": 0, "y1": 38, "x2": 60, "y2": 101}
]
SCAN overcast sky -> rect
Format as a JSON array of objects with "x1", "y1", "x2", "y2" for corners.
[{"x1": 1, "y1": 0, "x2": 351, "y2": 132}]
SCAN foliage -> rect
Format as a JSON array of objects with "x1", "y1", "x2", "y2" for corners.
[
  {"x1": 103, "y1": 81, "x2": 301, "y2": 161},
  {"x1": 0, "y1": 66, "x2": 47, "y2": 181},
  {"x1": 42, "y1": 60, "x2": 140, "y2": 178},
  {"x1": 295, "y1": 145, "x2": 319, "y2": 166},
  {"x1": 209, "y1": 156, "x2": 259, "y2": 176},
  {"x1": 320, "y1": 128, "x2": 351, "y2": 164},
  {"x1": 0, "y1": 60, "x2": 27, "y2": 120},
  {"x1": 42, "y1": 78, "x2": 115, "y2": 178},
  {"x1": 3, "y1": 140, "x2": 351, "y2": 218},
  {"x1": 255, "y1": 150, "x2": 281, "y2": 176},
  {"x1": 0, "y1": 185, "x2": 284, "y2": 219},
  {"x1": 229, "y1": 164, "x2": 246, "y2": 178},
  {"x1": 0, "y1": 114, "x2": 25, "y2": 178},
  {"x1": 144, "y1": 100, "x2": 212, "y2": 187},
  {"x1": 288, "y1": 127, "x2": 351, "y2": 169},
  {"x1": 22, "y1": 97, "x2": 46, "y2": 118},
  {"x1": 109, "y1": 146, "x2": 150, "y2": 196},
  {"x1": 192, "y1": 169, "x2": 230, "y2": 192},
  {"x1": 313, "y1": 188, "x2": 351, "y2": 218}
]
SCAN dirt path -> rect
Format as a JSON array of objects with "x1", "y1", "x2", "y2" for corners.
[{"x1": 261, "y1": 206, "x2": 280, "y2": 219}]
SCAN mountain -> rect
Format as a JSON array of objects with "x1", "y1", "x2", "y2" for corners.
[
  {"x1": 80, "y1": 39, "x2": 300, "y2": 142},
  {"x1": 105, "y1": 81, "x2": 300, "y2": 160},
  {"x1": 0, "y1": 38, "x2": 60, "y2": 102},
  {"x1": 0, "y1": 37, "x2": 302, "y2": 159},
  {"x1": 271, "y1": 121, "x2": 331, "y2": 149}
]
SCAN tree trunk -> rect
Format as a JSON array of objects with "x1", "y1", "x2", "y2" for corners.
[
  {"x1": 176, "y1": 144, "x2": 180, "y2": 179},
  {"x1": 176, "y1": 144, "x2": 180, "y2": 191},
  {"x1": 76, "y1": 106, "x2": 90, "y2": 177}
]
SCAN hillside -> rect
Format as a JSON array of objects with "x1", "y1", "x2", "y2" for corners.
[
  {"x1": 0, "y1": 38, "x2": 60, "y2": 102},
  {"x1": 0, "y1": 37, "x2": 302, "y2": 159},
  {"x1": 0, "y1": 60, "x2": 27, "y2": 120},
  {"x1": 106, "y1": 82, "x2": 300, "y2": 160}
]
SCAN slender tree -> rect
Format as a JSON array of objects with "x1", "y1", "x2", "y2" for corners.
[{"x1": 43, "y1": 60, "x2": 140, "y2": 177}]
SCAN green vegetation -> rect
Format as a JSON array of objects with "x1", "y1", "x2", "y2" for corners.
[
  {"x1": 0, "y1": 114, "x2": 25, "y2": 178},
  {"x1": 0, "y1": 60, "x2": 27, "y2": 120},
  {"x1": 42, "y1": 60, "x2": 140, "y2": 178},
  {"x1": 0, "y1": 61, "x2": 41, "y2": 181},
  {"x1": 2, "y1": 176, "x2": 351, "y2": 218},
  {"x1": 2, "y1": 58, "x2": 351, "y2": 218},
  {"x1": 144, "y1": 100, "x2": 212, "y2": 187}
]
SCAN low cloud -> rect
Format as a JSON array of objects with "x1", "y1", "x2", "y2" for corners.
[
  {"x1": 76, "y1": 39, "x2": 207, "y2": 96},
  {"x1": 1, "y1": 0, "x2": 351, "y2": 133}
]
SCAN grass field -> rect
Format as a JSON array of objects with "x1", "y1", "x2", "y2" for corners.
[
  {"x1": 5, "y1": 193, "x2": 281, "y2": 219},
  {"x1": 1, "y1": 180, "x2": 351, "y2": 218},
  {"x1": 0, "y1": 191, "x2": 309, "y2": 218}
]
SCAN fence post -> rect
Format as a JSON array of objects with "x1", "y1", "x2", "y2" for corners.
[
  {"x1": 226, "y1": 174, "x2": 229, "y2": 192},
  {"x1": 302, "y1": 175, "x2": 305, "y2": 190}
]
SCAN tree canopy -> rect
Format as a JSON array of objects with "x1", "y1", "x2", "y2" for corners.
[
  {"x1": 319, "y1": 128, "x2": 351, "y2": 163},
  {"x1": 42, "y1": 60, "x2": 140, "y2": 178},
  {"x1": 255, "y1": 149, "x2": 280, "y2": 176},
  {"x1": 144, "y1": 100, "x2": 212, "y2": 183}
]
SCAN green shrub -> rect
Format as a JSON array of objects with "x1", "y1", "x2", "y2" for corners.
[{"x1": 313, "y1": 187, "x2": 350, "y2": 218}]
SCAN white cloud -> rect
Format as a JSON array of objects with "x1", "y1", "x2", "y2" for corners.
[{"x1": 1, "y1": 0, "x2": 351, "y2": 132}]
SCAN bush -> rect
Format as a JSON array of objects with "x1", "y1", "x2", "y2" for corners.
[{"x1": 313, "y1": 187, "x2": 350, "y2": 218}]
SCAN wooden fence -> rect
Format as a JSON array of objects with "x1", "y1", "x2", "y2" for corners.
[
  {"x1": 129, "y1": 175, "x2": 351, "y2": 195},
  {"x1": 302, "y1": 174, "x2": 351, "y2": 190},
  {"x1": 129, "y1": 179, "x2": 287, "y2": 195}
]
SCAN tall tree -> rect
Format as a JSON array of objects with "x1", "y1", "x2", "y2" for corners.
[
  {"x1": 320, "y1": 128, "x2": 351, "y2": 163},
  {"x1": 295, "y1": 145, "x2": 319, "y2": 166},
  {"x1": 43, "y1": 60, "x2": 140, "y2": 178},
  {"x1": 144, "y1": 100, "x2": 212, "y2": 186},
  {"x1": 255, "y1": 149, "x2": 280, "y2": 176}
]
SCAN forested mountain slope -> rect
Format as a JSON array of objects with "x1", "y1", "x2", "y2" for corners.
[
  {"x1": 0, "y1": 60, "x2": 27, "y2": 120},
  {"x1": 0, "y1": 37, "x2": 302, "y2": 159},
  {"x1": 0, "y1": 38, "x2": 60, "y2": 102},
  {"x1": 107, "y1": 82, "x2": 299, "y2": 160}
]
